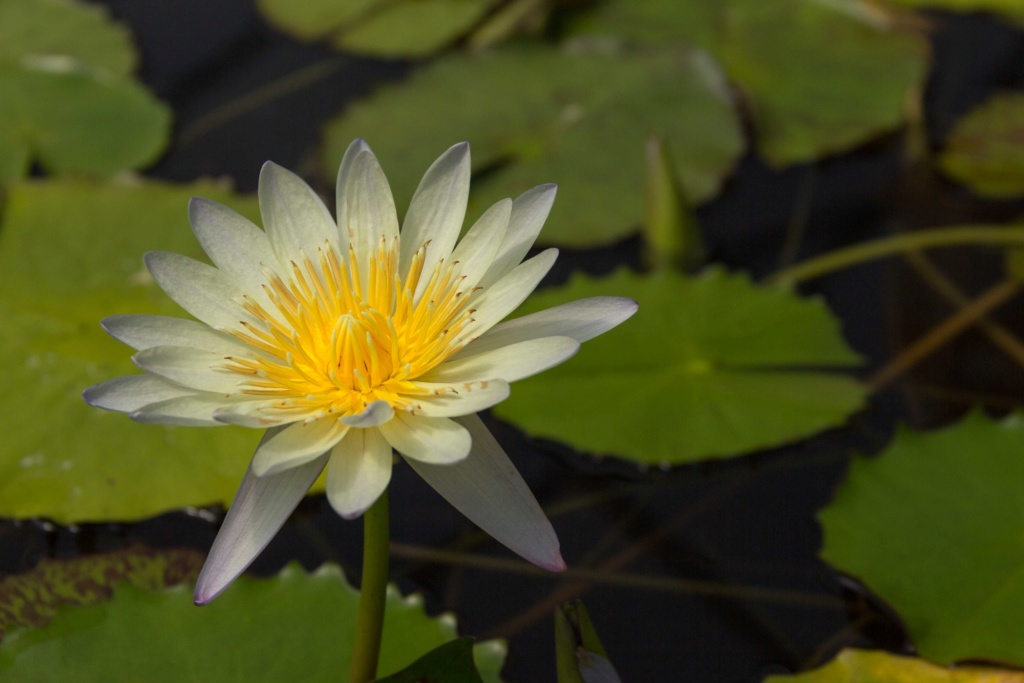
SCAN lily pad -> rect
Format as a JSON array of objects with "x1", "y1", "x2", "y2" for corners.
[
  {"x1": 321, "y1": 43, "x2": 743, "y2": 247},
  {"x1": 819, "y1": 411, "x2": 1024, "y2": 666},
  {"x1": 572, "y1": 0, "x2": 928, "y2": 166},
  {"x1": 939, "y1": 92, "x2": 1024, "y2": 198},
  {"x1": 764, "y1": 648, "x2": 1024, "y2": 683},
  {"x1": 494, "y1": 268, "x2": 865, "y2": 465},
  {"x1": 376, "y1": 638, "x2": 485, "y2": 683},
  {"x1": 257, "y1": 0, "x2": 504, "y2": 57},
  {"x1": 0, "y1": 0, "x2": 170, "y2": 180},
  {"x1": 0, "y1": 558, "x2": 505, "y2": 682},
  {"x1": 0, "y1": 178, "x2": 292, "y2": 523},
  {"x1": 885, "y1": 0, "x2": 1024, "y2": 25}
]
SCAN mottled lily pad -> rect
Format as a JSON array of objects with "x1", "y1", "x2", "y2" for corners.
[
  {"x1": 820, "y1": 412, "x2": 1024, "y2": 666},
  {"x1": 0, "y1": 557, "x2": 505, "y2": 682},
  {"x1": 494, "y1": 268, "x2": 865, "y2": 464},
  {"x1": 0, "y1": 0, "x2": 170, "y2": 180},
  {"x1": 257, "y1": 0, "x2": 504, "y2": 57},
  {"x1": 765, "y1": 648, "x2": 1024, "y2": 683},
  {"x1": 939, "y1": 92, "x2": 1024, "y2": 198},
  {"x1": 0, "y1": 178, "x2": 281, "y2": 523},
  {"x1": 572, "y1": 0, "x2": 928, "y2": 166},
  {"x1": 321, "y1": 44, "x2": 743, "y2": 247}
]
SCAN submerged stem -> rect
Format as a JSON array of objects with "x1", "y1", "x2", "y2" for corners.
[{"x1": 349, "y1": 489, "x2": 390, "y2": 683}]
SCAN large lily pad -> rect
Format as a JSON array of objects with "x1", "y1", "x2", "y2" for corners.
[
  {"x1": 0, "y1": 555, "x2": 505, "y2": 682},
  {"x1": 764, "y1": 648, "x2": 1024, "y2": 683},
  {"x1": 885, "y1": 0, "x2": 1024, "y2": 25},
  {"x1": 0, "y1": 0, "x2": 170, "y2": 180},
  {"x1": 257, "y1": 0, "x2": 504, "y2": 57},
  {"x1": 819, "y1": 412, "x2": 1024, "y2": 666},
  {"x1": 939, "y1": 92, "x2": 1024, "y2": 198},
  {"x1": 494, "y1": 268, "x2": 865, "y2": 465},
  {"x1": 0, "y1": 178, "x2": 289, "y2": 523},
  {"x1": 321, "y1": 43, "x2": 744, "y2": 247},
  {"x1": 572, "y1": 0, "x2": 928, "y2": 166}
]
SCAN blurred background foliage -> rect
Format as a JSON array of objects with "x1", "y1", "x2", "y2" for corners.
[{"x1": 3, "y1": 0, "x2": 1024, "y2": 680}]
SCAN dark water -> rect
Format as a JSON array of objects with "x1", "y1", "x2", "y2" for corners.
[{"x1": 5, "y1": 2, "x2": 1024, "y2": 681}]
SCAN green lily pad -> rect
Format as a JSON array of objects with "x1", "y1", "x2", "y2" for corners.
[
  {"x1": 572, "y1": 0, "x2": 928, "y2": 166},
  {"x1": 0, "y1": 177, "x2": 309, "y2": 523},
  {"x1": 321, "y1": 44, "x2": 743, "y2": 247},
  {"x1": 819, "y1": 411, "x2": 1024, "y2": 666},
  {"x1": 764, "y1": 648, "x2": 1024, "y2": 683},
  {"x1": 257, "y1": 0, "x2": 504, "y2": 57},
  {"x1": 939, "y1": 92, "x2": 1024, "y2": 198},
  {"x1": 494, "y1": 268, "x2": 865, "y2": 465},
  {"x1": 376, "y1": 638, "x2": 485, "y2": 683},
  {"x1": 0, "y1": 0, "x2": 170, "y2": 180},
  {"x1": 885, "y1": 0, "x2": 1024, "y2": 25},
  {"x1": 0, "y1": 557, "x2": 505, "y2": 682}
]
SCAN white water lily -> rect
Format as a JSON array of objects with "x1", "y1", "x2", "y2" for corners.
[{"x1": 83, "y1": 140, "x2": 637, "y2": 604}]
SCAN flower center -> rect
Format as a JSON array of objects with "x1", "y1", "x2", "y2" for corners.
[{"x1": 223, "y1": 238, "x2": 476, "y2": 418}]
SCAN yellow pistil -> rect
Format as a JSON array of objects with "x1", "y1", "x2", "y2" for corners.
[{"x1": 224, "y1": 238, "x2": 474, "y2": 418}]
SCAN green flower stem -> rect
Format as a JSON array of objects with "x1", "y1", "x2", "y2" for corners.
[
  {"x1": 767, "y1": 226, "x2": 1024, "y2": 285},
  {"x1": 349, "y1": 489, "x2": 390, "y2": 683}
]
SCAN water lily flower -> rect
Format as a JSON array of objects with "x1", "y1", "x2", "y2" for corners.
[{"x1": 83, "y1": 140, "x2": 637, "y2": 604}]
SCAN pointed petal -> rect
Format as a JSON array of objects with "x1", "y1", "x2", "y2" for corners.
[
  {"x1": 188, "y1": 197, "x2": 281, "y2": 293},
  {"x1": 259, "y1": 161, "x2": 338, "y2": 262},
  {"x1": 399, "y1": 142, "x2": 470, "y2": 288},
  {"x1": 252, "y1": 417, "x2": 348, "y2": 476},
  {"x1": 461, "y1": 248, "x2": 558, "y2": 340},
  {"x1": 102, "y1": 314, "x2": 252, "y2": 355},
  {"x1": 336, "y1": 142, "x2": 398, "y2": 291},
  {"x1": 455, "y1": 297, "x2": 638, "y2": 358},
  {"x1": 195, "y1": 435, "x2": 328, "y2": 604},
  {"x1": 340, "y1": 399, "x2": 394, "y2": 427},
  {"x1": 145, "y1": 251, "x2": 253, "y2": 330},
  {"x1": 131, "y1": 394, "x2": 240, "y2": 426},
  {"x1": 326, "y1": 428, "x2": 393, "y2": 519},
  {"x1": 213, "y1": 401, "x2": 303, "y2": 428},
  {"x1": 407, "y1": 379, "x2": 510, "y2": 417},
  {"x1": 479, "y1": 184, "x2": 557, "y2": 288},
  {"x1": 448, "y1": 199, "x2": 511, "y2": 290},
  {"x1": 83, "y1": 375, "x2": 193, "y2": 413},
  {"x1": 132, "y1": 346, "x2": 243, "y2": 394},
  {"x1": 424, "y1": 336, "x2": 578, "y2": 384},
  {"x1": 379, "y1": 413, "x2": 471, "y2": 464},
  {"x1": 404, "y1": 414, "x2": 564, "y2": 571}
]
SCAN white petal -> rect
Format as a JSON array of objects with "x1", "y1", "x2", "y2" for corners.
[
  {"x1": 455, "y1": 296, "x2": 639, "y2": 358},
  {"x1": 399, "y1": 142, "x2": 470, "y2": 290},
  {"x1": 336, "y1": 141, "x2": 398, "y2": 292},
  {"x1": 448, "y1": 199, "x2": 511, "y2": 290},
  {"x1": 461, "y1": 248, "x2": 558, "y2": 340},
  {"x1": 132, "y1": 346, "x2": 243, "y2": 394},
  {"x1": 130, "y1": 394, "x2": 240, "y2": 426},
  {"x1": 404, "y1": 414, "x2": 564, "y2": 571},
  {"x1": 145, "y1": 251, "x2": 253, "y2": 330},
  {"x1": 424, "y1": 336, "x2": 578, "y2": 384},
  {"x1": 326, "y1": 428, "x2": 393, "y2": 519},
  {"x1": 407, "y1": 380, "x2": 510, "y2": 417},
  {"x1": 379, "y1": 413, "x2": 471, "y2": 464},
  {"x1": 212, "y1": 401, "x2": 298, "y2": 428},
  {"x1": 195, "y1": 434, "x2": 328, "y2": 604},
  {"x1": 259, "y1": 161, "x2": 338, "y2": 262},
  {"x1": 188, "y1": 197, "x2": 281, "y2": 293},
  {"x1": 479, "y1": 184, "x2": 557, "y2": 288},
  {"x1": 82, "y1": 375, "x2": 193, "y2": 413},
  {"x1": 252, "y1": 417, "x2": 349, "y2": 476},
  {"x1": 340, "y1": 399, "x2": 394, "y2": 427},
  {"x1": 102, "y1": 314, "x2": 252, "y2": 355}
]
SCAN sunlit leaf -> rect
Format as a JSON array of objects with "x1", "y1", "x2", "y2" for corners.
[
  {"x1": 257, "y1": 0, "x2": 503, "y2": 57},
  {"x1": 820, "y1": 412, "x2": 1024, "y2": 666},
  {"x1": 0, "y1": 0, "x2": 170, "y2": 180},
  {"x1": 939, "y1": 92, "x2": 1024, "y2": 198},
  {"x1": 572, "y1": 0, "x2": 928, "y2": 166},
  {"x1": 764, "y1": 648, "x2": 1024, "y2": 683},
  {"x1": 0, "y1": 178, "x2": 296, "y2": 523},
  {"x1": 494, "y1": 268, "x2": 865, "y2": 465},
  {"x1": 322, "y1": 44, "x2": 743, "y2": 247},
  {"x1": 0, "y1": 560, "x2": 505, "y2": 682}
]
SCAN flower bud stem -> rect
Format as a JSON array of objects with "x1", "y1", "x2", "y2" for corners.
[{"x1": 349, "y1": 489, "x2": 390, "y2": 683}]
